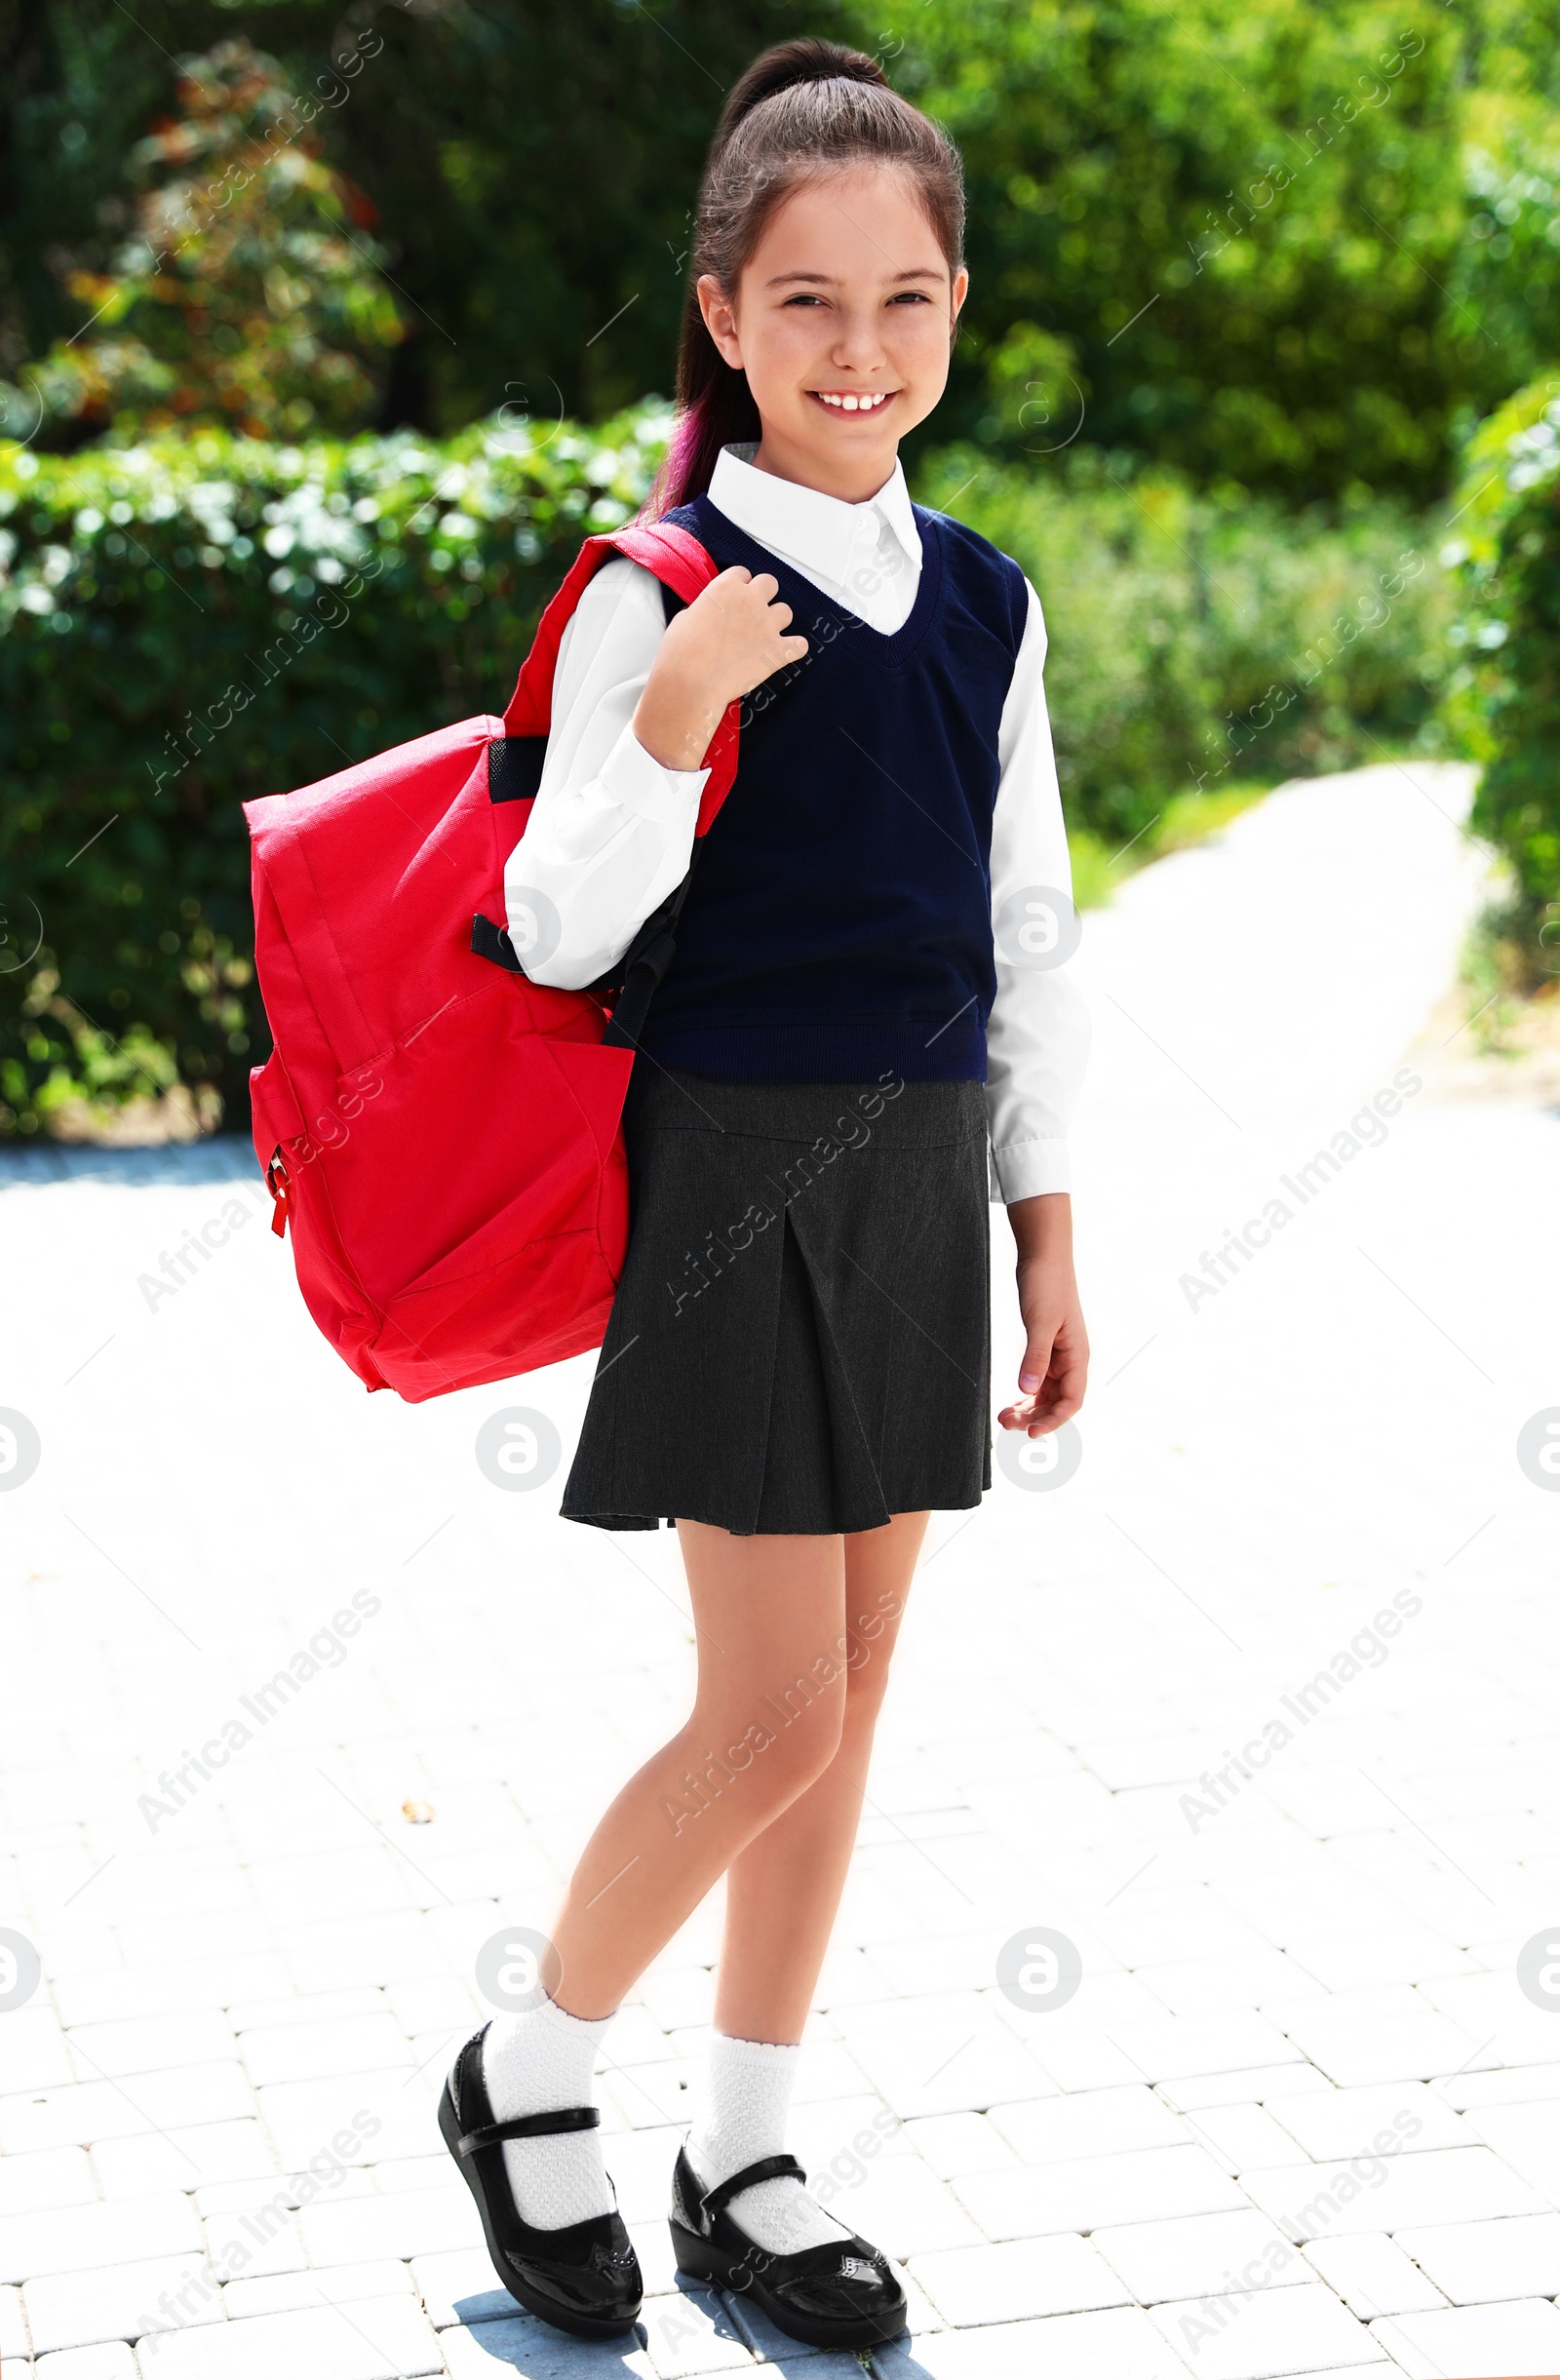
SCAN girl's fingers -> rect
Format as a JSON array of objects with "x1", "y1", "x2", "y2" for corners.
[
  {"x1": 1029, "y1": 1352, "x2": 1088, "y2": 1434},
  {"x1": 1028, "y1": 1386, "x2": 1082, "y2": 1435}
]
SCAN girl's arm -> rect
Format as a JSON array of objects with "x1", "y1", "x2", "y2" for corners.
[
  {"x1": 505, "y1": 559, "x2": 710, "y2": 990},
  {"x1": 987, "y1": 579, "x2": 1091, "y2": 1434},
  {"x1": 507, "y1": 559, "x2": 803, "y2": 990}
]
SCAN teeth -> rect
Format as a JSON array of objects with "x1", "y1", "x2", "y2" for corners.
[{"x1": 815, "y1": 391, "x2": 888, "y2": 411}]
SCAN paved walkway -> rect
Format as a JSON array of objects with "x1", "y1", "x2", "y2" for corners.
[{"x1": 5, "y1": 760, "x2": 1560, "y2": 2379}]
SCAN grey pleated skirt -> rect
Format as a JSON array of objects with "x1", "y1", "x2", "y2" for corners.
[{"x1": 561, "y1": 1064, "x2": 993, "y2": 1535}]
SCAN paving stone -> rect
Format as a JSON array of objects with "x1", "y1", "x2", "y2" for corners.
[
  {"x1": 0, "y1": 2193, "x2": 203, "y2": 2284},
  {"x1": 956, "y1": 2144, "x2": 1245, "y2": 2240},
  {"x1": 910, "y1": 2234, "x2": 1129, "y2": 2322},
  {"x1": 1159, "y1": 2063, "x2": 1334, "y2": 2112},
  {"x1": 987, "y1": 2085, "x2": 1189, "y2": 2165},
  {"x1": 22, "y1": 2255, "x2": 220, "y2": 2354},
  {"x1": 1261, "y1": 2082, "x2": 1472, "y2": 2162},
  {"x1": 406, "y1": 2246, "x2": 511, "y2": 2330},
  {"x1": 1264, "y1": 2002, "x2": 1487, "y2": 2090},
  {"x1": 1434, "y1": 2059, "x2": 1560, "y2": 2111},
  {"x1": 1099, "y1": 2013, "x2": 1304, "y2": 2087},
  {"x1": 34, "y1": 2346, "x2": 142, "y2": 2378},
  {"x1": 221, "y1": 2259, "x2": 415, "y2": 2317},
  {"x1": 0, "y1": 2013, "x2": 76, "y2": 2094},
  {"x1": 0, "y1": 2282, "x2": 28, "y2": 2360},
  {"x1": 1240, "y1": 2147, "x2": 1547, "y2": 2240},
  {"x1": 1460, "y1": 2098, "x2": 1560, "y2": 2201},
  {"x1": 1391, "y1": 2211, "x2": 1560, "y2": 2305},
  {"x1": 133, "y1": 2295, "x2": 445, "y2": 2377},
  {"x1": 236, "y1": 2014, "x2": 414, "y2": 2087},
  {"x1": 1092, "y1": 2208, "x2": 1310, "y2": 2304},
  {"x1": 0, "y1": 2148, "x2": 97, "y2": 2220},
  {"x1": 1150, "y1": 2280, "x2": 1384, "y2": 2377},
  {"x1": 900, "y1": 2114, "x2": 1018, "y2": 2182},
  {"x1": 826, "y1": 2152, "x2": 984, "y2": 2257},
  {"x1": 67, "y1": 2011, "x2": 238, "y2": 2079},
  {"x1": 296, "y1": 2185, "x2": 481, "y2": 2266},
  {"x1": 439, "y1": 2316, "x2": 655, "y2": 2376},
  {"x1": 637, "y1": 2283, "x2": 756, "y2": 2375},
  {"x1": 1180, "y1": 2101, "x2": 1306, "y2": 2173},
  {"x1": 1301, "y1": 2232, "x2": 1447, "y2": 2319},
  {"x1": 872, "y1": 2304, "x2": 1192, "y2": 2377},
  {"x1": 1370, "y1": 2297, "x2": 1560, "y2": 2379},
  {"x1": 0, "y1": 2065, "x2": 258, "y2": 2154}
]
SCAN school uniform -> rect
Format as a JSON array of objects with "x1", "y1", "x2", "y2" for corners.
[{"x1": 508, "y1": 444, "x2": 1089, "y2": 1534}]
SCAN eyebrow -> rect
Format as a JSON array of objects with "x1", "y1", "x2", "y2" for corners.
[{"x1": 764, "y1": 267, "x2": 946, "y2": 288}]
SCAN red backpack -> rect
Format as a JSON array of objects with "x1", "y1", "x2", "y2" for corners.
[{"x1": 244, "y1": 523, "x2": 736, "y2": 1402}]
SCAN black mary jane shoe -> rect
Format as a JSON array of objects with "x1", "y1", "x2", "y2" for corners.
[
  {"x1": 669, "y1": 2146, "x2": 908, "y2": 2352},
  {"x1": 439, "y1": 2023, "x2": 642, "y2": 2340}
]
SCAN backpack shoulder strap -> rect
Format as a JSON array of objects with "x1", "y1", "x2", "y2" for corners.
[{"x1": 501, "y1": 523, "x2": 738, "y2": 835}]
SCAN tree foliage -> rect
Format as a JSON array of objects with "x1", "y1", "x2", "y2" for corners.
[
  {"x1": 895, "y1": 0, "x2": 1560, "y2": 496},
  {"x1": 3, "y1": 37, "x2": 402, "y2": 443},
  {"x1": 1442, "y1": 369, "x2": 1560, "y2": 971},
  {"x1": 1, "y1": 0, "x2": 1558, "y2": 497}
]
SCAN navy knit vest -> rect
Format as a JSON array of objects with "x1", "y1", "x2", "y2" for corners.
[{"x1": 639, "y1": 492, "x2": 1029, "y2": 1083}]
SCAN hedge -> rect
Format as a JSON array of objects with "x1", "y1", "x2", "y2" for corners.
[
  {"x1": 1439, "y1": 369, "x2": 1560, "y2": 977},
  {"x1": 926, "y1": 447, "x2": 1454, "y2": 852},
  {"x1": 0, "y1": 405, "x2": 672, "y2": 1138},
  {"x1": 1, "y1": 405, "x2": 1455, "y2": 1139}
]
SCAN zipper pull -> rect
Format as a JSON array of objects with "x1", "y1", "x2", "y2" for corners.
[{"x1": 265, "y1": 1146, "x2": 292, "y2": 1238}]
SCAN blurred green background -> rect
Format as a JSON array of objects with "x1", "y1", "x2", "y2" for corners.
[{"x1": 2, "y1": 0, "x2": 1558, "y2": 1137}]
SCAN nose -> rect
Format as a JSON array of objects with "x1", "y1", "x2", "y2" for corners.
[{"x1": 829, "y1": 302, "x2": 889, "y2": 378}]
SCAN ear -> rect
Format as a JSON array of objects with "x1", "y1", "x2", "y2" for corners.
[
  {"x1": 697, "y1": 273, "x2": 743, "y2": 370},
  {"x1": 949, "y1": 264, "x2": 969, "y2": 343}
]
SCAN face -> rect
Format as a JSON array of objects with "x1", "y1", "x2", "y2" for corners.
[{"x1": 698, "y1": 163, "x2": 967, "y2": 501}]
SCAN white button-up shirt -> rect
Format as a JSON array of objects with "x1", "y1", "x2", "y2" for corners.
[{"x1": 508, "y1": 442, "x2": 1089, "y2": 1201}]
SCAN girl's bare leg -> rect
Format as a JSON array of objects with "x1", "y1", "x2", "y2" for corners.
[
  {"x1": 712, "y1": 1510, "x2": 926, "y2": 2043},
  {"x1": 546, "y1": 1526, "x2": 853, "y2": 2017}
]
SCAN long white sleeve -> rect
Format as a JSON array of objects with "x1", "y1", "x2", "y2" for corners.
[
  {"x1": 985, "y1": 581, "x2": 1092, "y2": 1202},
  {"x1": 504, "y1": 556, "x2": 708, "y2": 989}
]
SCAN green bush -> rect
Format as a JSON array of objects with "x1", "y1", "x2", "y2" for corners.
[
  {"x1": 1441, "y1": 368, "x2": 1560, "y2": 977},
  {"x1": 922, "y1": 447, "x2": 1456, "y2": 848},
  {"x1": 0, "y1": 403, "x2": 671, "y2": 1138}
]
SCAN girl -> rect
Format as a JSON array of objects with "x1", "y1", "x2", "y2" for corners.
[{"x1": 439, "y1": 36, "x2": 1089, "y2": 2352}]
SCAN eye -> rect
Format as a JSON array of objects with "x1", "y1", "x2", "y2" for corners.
[
  {"x1": 888, "y1": 290, "x2": 935, "y2": 305},
  {"x1": 782, "y1": 293, "x2": 828, "y2": 307}
]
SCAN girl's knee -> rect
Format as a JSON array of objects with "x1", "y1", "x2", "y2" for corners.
[
  {"x1": 690, "y1": 1672, "x2": 845, "y2": 1817},
  {"x1": 765, "y1": 1678, "x2": 846, "y2": 1791}
]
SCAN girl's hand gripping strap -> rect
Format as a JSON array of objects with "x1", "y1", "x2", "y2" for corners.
[
  {"x1": 480, "y1": 523, "x2": 740, "y2": 1045},
  {"x1": 500, "y1": 522, "x2": 739, "y2": 837}
]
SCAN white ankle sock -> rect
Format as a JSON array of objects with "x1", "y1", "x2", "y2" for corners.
[
  {"x1": 685, "y1": 2033, "x2": 851, "y2": 2256},
  {"x1": 481, "y1": 1996, "x2": 615, "y2": 2229}
]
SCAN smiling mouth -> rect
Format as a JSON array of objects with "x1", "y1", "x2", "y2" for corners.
[{"x1": 808, "y1": 390, "x2": 896, "y2": 413}]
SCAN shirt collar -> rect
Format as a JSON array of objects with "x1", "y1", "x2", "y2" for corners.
[{"x1": 707, "y1": 442, "x2": 921, "y2": 589}]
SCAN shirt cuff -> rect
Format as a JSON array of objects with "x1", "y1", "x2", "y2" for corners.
[
  {"x1": 989, "y1": 1137, "x2": 1072, "y2": 1203},
  {"x1": 600, "y1": 721, "x2": 709, "y2": 815}
]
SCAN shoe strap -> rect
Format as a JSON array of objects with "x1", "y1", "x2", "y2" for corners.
[
  {"x1": 699, "y1": 2150, "x2": 806, "y2": 2221},
  {"x1": 456, "y1": 2104, "x2": 602, "y2": 2158}
]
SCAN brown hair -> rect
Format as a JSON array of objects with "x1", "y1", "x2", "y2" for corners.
[{"x1": 648, "y1": 37, "x2": 965, "y2": 517}]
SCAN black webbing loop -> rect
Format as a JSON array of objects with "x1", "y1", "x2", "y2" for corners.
[
  {"x1": 600, "y1": 839, "x2": 705, "y2": 1047},
  {"x1": 471, "y1": 913, "x2": 524, "y2": 971}
]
